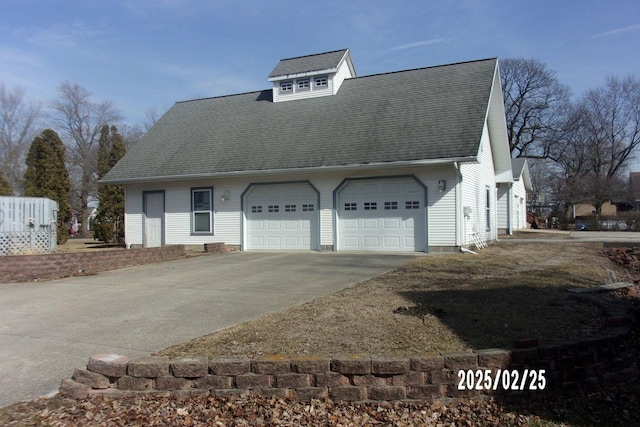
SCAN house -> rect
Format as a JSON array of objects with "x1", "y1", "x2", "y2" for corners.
[
  {"x1": 102, "y1": 49, "x2": 515, "y2": 252},
  {"x1": 497, "y1": 158, "x2": 532, "y2": 234},
  {"x1": 572, "y1": 202, "x2": 617, "y2": 217}
]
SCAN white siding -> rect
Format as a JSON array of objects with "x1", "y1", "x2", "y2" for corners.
[
  {"x1": 307, "y1": 166, "x2": 457, "y2": 248},
  {"x1": 124, "y1": 185, "x2": 144, "y2": 247},
  {"x1": 495, "y1": 176, "x2": 528, "y2": 234},
  {"x1": 419, "y1": 166, "x2": 457, "y2": 247},
  {"x1": 332, "y1": 59, "x2": 354, "y2": 94},
  {"x1": 271, "y1": 58, "x2": 355, "y2": 103},
  {"x1": 496, "y1": 184, "x2": 510, "y2": 233},
  {"x1": 459, "y1": 122, "x2": 499, "y2": 246},
  {"x1": 164, "y1": 180, "x2": 245, "y2": 246},
  {"x1": 512, "y1": 178, "x2": 527, "y2": 230},
  {"x1": 272, "y1": 75, "x2": 335, "y2": 103},
  {"x1": 122, "y1": 164, "x2": 460, "y2": 251}
]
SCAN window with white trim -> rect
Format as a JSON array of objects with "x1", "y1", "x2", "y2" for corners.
[
  {"x1": 192, "y1": 187, "x2": 213, "y2": 234},
  {"x1": 268, "y1": 205, "x2": 279, "y2": 213},
  {"x1": 384, "y1": 201, "x2": 398, "y2": 210},
  {"x1": 344, "y1": 202, "x2": 357, "y2": 211},
  {"x1": 285, "y1": 204, "x2": 296, "y2": 212},
  {"x1": 314, "y1": 76, "x2": 328, "y2": 89},
  {"x1": 297, "y1": 79, "x2": 310, "y2": 91},
  {"x1": 302, "y1": 204, "x2": 315, "y2": 212},
  {"x1": 364, "y1": 202, "x2": 377, "y2": 210},
  {"x1": 251, "y1": 205, "x2": 262, "y2": 213},
  {"x1": 280, "y1": 81, "x2": 293, "y2": 94}
]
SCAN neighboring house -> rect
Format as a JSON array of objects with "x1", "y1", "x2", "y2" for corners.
[
  {"x1": 572, "y1": 202, "x2": 617, "y2": 217},
  {"x1": 102, "y1": 49, "x2": 514, "y2": 252},
  {"x1": 497, "y1": 158, "x2": 532, "y2": 234}
]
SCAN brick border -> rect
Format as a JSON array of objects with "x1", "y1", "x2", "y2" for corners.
[
  {"x1": 60, "y1": 324, "x2": 638, "y2": 402},
  {"x1": 0, "y1": 245, "x2": 187, "y2": 283}
]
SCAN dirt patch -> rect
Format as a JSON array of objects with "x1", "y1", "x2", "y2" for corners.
[{"x1": 159, "y1": 241, "x2": 615, "y2": 358}]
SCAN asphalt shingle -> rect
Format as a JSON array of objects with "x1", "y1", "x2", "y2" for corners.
[
  {"x1": 268, "y1": 49, "x2": 349, "y2": 78},
  {"x1": 103, "y1": 57, "x2": 498, "y2": 183}
]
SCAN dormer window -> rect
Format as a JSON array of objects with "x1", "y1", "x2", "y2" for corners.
[
  {"x1": 268, "y1": 49, "x2": 356, "y2": 102},
  {"x1": 280, "y1": 81, "x2": 293, "y2": 94},
  {"x1": 314, "y1": 76, "x2": 328, "y2": 89},
  {"x1": 297, "y1": 79, "x2": 310, "y2": 91}
]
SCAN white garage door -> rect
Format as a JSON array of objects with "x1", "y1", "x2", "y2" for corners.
[
  {"x1": 245, "y1": 183, "x2": 319, "y2": 250},
  {"x1": 337, "y1": 178, "x2": 426, "y2": 251}
]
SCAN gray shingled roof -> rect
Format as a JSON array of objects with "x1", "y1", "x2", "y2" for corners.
[
  {"x1": 103, "y1": 58, "x2": 498, "y2": 183},
  {"x1": 268, "y1": 49, "x2": 349, "y2": 79}
]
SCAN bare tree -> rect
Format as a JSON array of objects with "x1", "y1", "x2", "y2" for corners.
[
  {"x1": 0, "y1": 85, "x2": 42, "y2": 194},
  {"x1": 549, "y1": 117, "x2": 593, "y2": 222},
  {"x1": 581, "y1": 76, "x2": 640, "y2": 176},
  {"x1": 547, "y1": 75, "x2": 640, "y2": 222},
  {"x1": 144, "y1": 107, "x2": 161, "y2": 132},
  {"x1": 119, "y1": 123, "x2": 145, "y2": 150},
  {"x1": 500, "y1": 58, "x2": 573, "y2": 159},
  {"x1": 574, "y1": 75, "x2": 640, "y2": 214},
  {"x1": 50, "y1": 81, "x2": 121, "y2": 236}
]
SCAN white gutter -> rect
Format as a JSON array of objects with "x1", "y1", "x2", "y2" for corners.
[{"x1": 101, "y1": 156, "x2": 478, "y2": 185}]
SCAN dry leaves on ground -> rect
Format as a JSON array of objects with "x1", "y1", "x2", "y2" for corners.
[
  {"x1": 3, "y1": 380, "x2": 640, "y2": 427},
  {"x1": 0, "y1": 394, "x2": 556, "y2": 427}
]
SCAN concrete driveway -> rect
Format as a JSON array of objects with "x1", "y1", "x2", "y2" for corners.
[{"x1": 0, "y1": 251, "x2": 418, "y2": 407}]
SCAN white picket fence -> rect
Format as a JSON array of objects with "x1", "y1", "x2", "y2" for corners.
[{"x1": 0, "y1": 197, "x2": 58, "y2": 255}]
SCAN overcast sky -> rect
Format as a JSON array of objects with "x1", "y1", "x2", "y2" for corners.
[{"x1": 2, "y1": 1, "x2": 639, "y2": 160}]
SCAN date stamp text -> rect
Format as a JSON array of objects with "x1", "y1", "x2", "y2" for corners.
[{"x1": 457, "y1": 369, "x2": 547, "y2": 391}]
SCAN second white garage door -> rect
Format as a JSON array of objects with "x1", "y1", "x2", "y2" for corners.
[
  {"x1": 337, "y1": 177, "x2": 427, "y2": 251},
  {"x1": 245, "y1": 182, "x2": 319, "y2": 250}
]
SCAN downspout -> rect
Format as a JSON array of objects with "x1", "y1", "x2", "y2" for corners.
[
  {"x1": 454, "y1": 162, "x2": 463, "y2": 248},
  {"x1": 507, "y1": 183, "x2": 513, "y2": 236}
]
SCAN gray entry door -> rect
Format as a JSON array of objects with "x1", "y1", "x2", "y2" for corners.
[{"x1": 144, "y1": 192, "x2": 164, "y2": 248}]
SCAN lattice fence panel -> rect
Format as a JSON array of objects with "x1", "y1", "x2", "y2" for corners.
[{"x1": 0, "y1": 226, "x2": 56, "y2": 255}]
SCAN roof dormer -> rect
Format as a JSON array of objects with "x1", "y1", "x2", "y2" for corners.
[{"x1": 268, "y1": 48, "x2": 356, "y2": 103}]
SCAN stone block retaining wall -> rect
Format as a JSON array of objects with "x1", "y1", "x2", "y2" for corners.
[
  {"x1": 0, "y1": 245, "x2": 187, "y2": 283},
  {"x1": 61, "y1": 325, "x2": 638, "y2": 403}
]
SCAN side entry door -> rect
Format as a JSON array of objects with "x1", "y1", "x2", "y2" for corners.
[{"x1": 144, "y1": 191, "x2": 164, "y2": 248}]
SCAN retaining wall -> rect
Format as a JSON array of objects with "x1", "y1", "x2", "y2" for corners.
[
  {"x1": 0, "y1": 245, "x2": 187, "y2": 283},
  {"x1": 61, "y1": 324, "x2": 638, "y2": 402}
]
